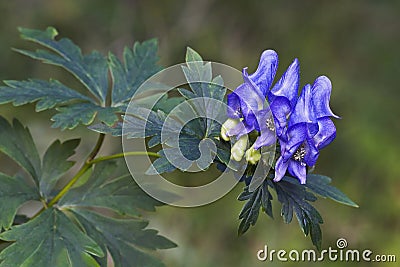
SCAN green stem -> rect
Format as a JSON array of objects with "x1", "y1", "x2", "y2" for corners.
[
  {"x1": 88, "y1": 151, "x2": 160, "y2": 165},
  {"x1": 47, "y1": 163, "x2": 91, "y2": 207},
  {"x1": 31, "y1": 137, "x2": 160, "y2": 219},
  {"x1": 86, "y1": 133, "x2": 105, "y2": 162},
  {"x1": 31, "y1": 134, "x2": 106, "y2": 218}
]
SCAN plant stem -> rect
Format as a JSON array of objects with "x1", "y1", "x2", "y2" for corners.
[
  {"x1": 31, "y1": 133, "x2": 160, "y2": 219},
  {"x1": 86, "y1": 133, "x2": 105, "y2": 162},
  {"x1": 88, "y1": 151, "x2": 160, "y2": 165},
  {"x1": 31, "y1": 134, "x2": 106, "y2": 218},
  {"x1": 47, "y1": 163, "x2": 91, "y2": 207}
]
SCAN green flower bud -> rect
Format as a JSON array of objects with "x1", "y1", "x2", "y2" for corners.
[
  {"x1": 231, "y1": 135, "x2": 248, "y2": 161},
  {"x1": 245, "y1": 145, "x2": 261, "y2": 165},
  {"x1": 220, "y1": 118, "x2": 240, "y2": 141}
]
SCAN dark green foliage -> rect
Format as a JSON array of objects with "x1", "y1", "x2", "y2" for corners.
[
  {"x1": 0, "y1": 26, "x2": 176, "y2": 267},
  {"x1": 0, "y1": 173, "x2": 39, "y2": 230},
  {"x1": 238, "y1": 175, "x2": 357, "y2": 250},
  {"x1": 0, "y1": 27, "x2": 162, "y2": 130},
  {"x1": 0, "y1": 208, "x2": 104, "y2": 267},
  {"x1": 0, "y1": 117, "x2": 175, "y2": 266}
]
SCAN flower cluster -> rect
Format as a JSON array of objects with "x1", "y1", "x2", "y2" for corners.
[{"x1": 221, "y1": 50, "x2": 339, "y2": 184}]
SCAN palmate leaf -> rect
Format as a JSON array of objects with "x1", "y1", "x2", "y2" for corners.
[
  {"x1": 0, "y1": 173, "x2": 39, "y2": 230},
  {"x1": 0, "y1": 117, "x2": 41, "y2": 182},
  {"x1": 305, "y1": 174, "x2": 358, "y2": 207},
  {"x1": 0, "y1": 116, "x2": 79, "y2": 225},
  {"x1": 40, "y1": 139, "x2": 80, "y2": 200},
  {"x1": 109, "y1": 39, "x2": 162, "y2": 106},
  {"x1": 273, "y1": 177, "x2": 323, "y2": 250},
  {"x1": 16, "y1": 27, "x2": 109, "y2": 103},
  {"x1": 102, "y1": 48, "x2": 228, "y2": 174},
  {"x1": 0, "y1": 118, "x2": 175, "y2": 266},
  {"x1": 59, "y1": 161, "x2": 163, "y2": 216},
  {"x1": 237, "y1": 180, "x2": 273, "y2": 235},
  {"x1": 238, "y1": 174, "x2": 357, "y2": 250},
  {"x1": 71, "y1": 210, "x2": 176, "y2": 267},
  {"x1": 0, "y1": 27, "x2": 162, "y2": 130},
  {"x1": 0, "y1": 208, "x2": 104, "y2": 267},
  {"x1": 59, "y1": 161, "x2": 176, "y2": 267}
]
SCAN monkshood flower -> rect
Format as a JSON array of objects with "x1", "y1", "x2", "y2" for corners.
[
  {"x1": 222, "y1": 50, "x2": 300, "y2": 160},
  {"x1": 274, "y1": 76, "x2": 339, "y2": 184}
]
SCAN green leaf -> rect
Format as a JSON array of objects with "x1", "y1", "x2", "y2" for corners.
[
  {"x1": 109, "y1": 39, "x2": 162, "y2": 106},
  {"x1": 89, "y1": 122, "x2": 123, "y2": 137},
  {"x1": 0, "y1": 173, "x2": 39, "y2": 230},
  {"x1": 185, "y1": 47, "x2": 203, "y2": 62},
  {"x1": 0, "y1": 116, "x2": 84, "y2": 211},
  {"x1": 275, "y1": 177, "x2": 323, "y2": 250},
  {"x1": 145, "y1": 150, "x2": 178, "y2": 175},
  {"x1": 305, "y1": 174, "x2": 359, "y2": 207},
  {"x1": 0, "y1": 79, "x2": 93, "y2": 112},
  {"x1": 51, "y1": 103, "x2": 119, "y2": 130},
  {"x1": 182, "y1": 47, "x2": 226, "y2": 101},
  {"x1": 70, "y1": 209, "x2": 176, "y2": 267},
  {"x1": 237, "y1": 180, "x2": 273, "y2": 235},
  {"x1": 0, "y1": 117, "x2": 41, "y2": 182},
  {"x1": 59, "y1": 161, "x2": 163, "y2": 216},
  {"x1": 58, "y1": 161, "x2": 176, "y2": 266},
  {"x1": 17, "y1": 27, "x2": 109, "y2": 103},
  {"x1": 0, "y1": 208, "x2": 104, "y2": 267},
  {"x1": 153, "y1": 95, "x2": 185, "y2": 113},
  {"x1": 120, "y1": 48, "x2": 228, "y2": 174},
  {"x1": 40, "y1": 139, "x2": 80, "y2": 200},
  {"x1": 0, "y1": 27, "x2": 166, "y2": 130}
]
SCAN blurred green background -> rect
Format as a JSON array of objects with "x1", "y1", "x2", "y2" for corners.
[{"x1": 0, "y1": 0, "x2": 399, "y2": 266}]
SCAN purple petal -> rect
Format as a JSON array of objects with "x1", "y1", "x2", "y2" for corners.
[
  {"x1": 273, "y1": 156, "x2": 289, "y2": 182},
  {"x1": 313, "y1": 117, "x2": 336, "y2": 149},
  {"x1": 281, "y1": 123, "x2": 307, "y2": 160},
  {"x1": 311, "y1": 76, "x2": 339, "y2": 119},
  {"x1": 227, "y1": 82, "x2": 264, "y2": 123},
  {"x1": 304, "y1": 138, "x2": 319, "y2": 166},
  {"x1": 269, "y1": 58, "x2": 300, "y2": 109},
  {"x1": 247, "y1": 50, "x2": 279, "y2": 96},
  {"x1": 253, "y1": 130, "x2": 276, "y2": 149},
  {"x1": 226, "y1": 91, "x2": 241, "y2": 119},
  {"x1": 289, "y1": 84, "x2": 316, "y2": 126},
  {"x1": 226, "y1": 120, "x2": 254, "y2": 138},
  {"x1": 288, "y1": 160, "x2": 307, "y2": 184},
  {"x1": 270, "y1": 96, "x2": 291, "y2": 138}
]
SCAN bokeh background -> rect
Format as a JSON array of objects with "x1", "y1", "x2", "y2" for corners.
[{"x1": 0, "y1": 0, "x2": 399, "y2": 266}]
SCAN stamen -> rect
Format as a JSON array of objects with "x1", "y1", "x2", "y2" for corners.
[
  {"x1": 234, "y1": 106, "x2": 241, "y2": 116},
  {"x1": 293, "y1": 145, "x2": 306, "y2": 161},
  {"x1": 266, "y1": 117, "x2": 275, "y2": 131}
]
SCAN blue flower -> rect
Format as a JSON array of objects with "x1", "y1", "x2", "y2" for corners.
[
  {"x1": 274, "y1": 76, "x2": 339, "y2": 184},
  {"x1": 225, "y1": 50, "x2": 300, "y2": 145}
]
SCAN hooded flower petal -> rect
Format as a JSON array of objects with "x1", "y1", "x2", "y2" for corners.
[
  {"x1": 227, "y1": 81, "x2": 264, "y2": 127},
  {"x1": 288, "y1": 160, "x2": 307, "y2": 184},
  {"x1": 311, "y1": 76, "x2": 339, "y2": 119},
  {"x1": 289, "y1": 83, "x2": 318, "y2": 137},
  {"x1": 289, "y1": 84, "x2": 314, "y2": 125},
  {"x1": 273, "y1": 156, "x2": 290, "y2": 182},
  {"x1": 303, "y1": 138, "x2": 319, "y2": 166},
  {"x1": 313, "y1": 117, "x2": 336, "y2": 149},
  {"x1": 269, "y1": 96, "x2": 292, "y2": 138},
  {"x1": 247, "y1": 50, "x2": 279, "y2": 96},
  {"x1": 268, "y1": 58, "x2": 300, "y2": 109}
]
